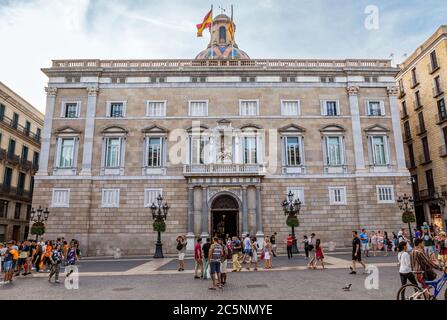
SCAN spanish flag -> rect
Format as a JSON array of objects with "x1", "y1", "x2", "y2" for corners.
[{"x1": 196, "y1": 8, "x2": 213, "y2": 37}]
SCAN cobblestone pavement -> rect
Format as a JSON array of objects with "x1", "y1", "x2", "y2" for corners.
[{"x1": 0, "y1": 251, "x2": 424, "y2": 300}]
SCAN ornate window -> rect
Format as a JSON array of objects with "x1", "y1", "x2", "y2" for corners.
[
  {"x1": 320, "y1": 125, "x2": 346, "y2": 173},
  {"x1": 365, "y1": 125, "x2": 391, "y2": 171},
  {"x1": 142, "y1": 125, "x2": 167, "y2": 175},
  {"x1": 106, "y1": 101, "x2": 126, "y2": 118},
  {"x1": 61, "y1": 101, "x2": 81, "y2": 118},
  {"x1": 320, "y1": 100, "x2": 340, "y2": 116},
  {"x1": 53, "y1": 126, "x2": 81, "y2": 175},
  {"x1": 219, "y1": 26, "x2": 227, "y2": 43},
  {"x1": 365, "y1": 100, "x2": 385, "y2": 116},
  {"x1": 100, "y1": 126, "x2": 127, "y2": 175}
]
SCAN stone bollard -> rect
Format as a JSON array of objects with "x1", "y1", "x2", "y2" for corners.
[
  {"x1": 114, "y1": 248, "x2": 122, "y2": 259},
  {"x1": 328, "y1": 241, "x2": 336, "y2": 252}
]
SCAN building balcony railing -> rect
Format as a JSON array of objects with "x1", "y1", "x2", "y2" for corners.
[
  {"x1": 0, "y1": 184, "x2": 32, "y2": 202},
  {"x1": 0, "y1": 115, "x2": 41, "y2": 144},
  {"x1": 440, "y1": 145, "x2": 447, "y2": 158},
  {"x1": 0, "y1": 148, "x2": 38, "y2": 172},
  {"x1": 183, "y1": 163, "x2": 266, "y2": 176},
  {"x1": 419, "y1": 188, "x2": 436, "y2": 200}
]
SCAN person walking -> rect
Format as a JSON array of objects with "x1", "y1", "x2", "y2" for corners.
[
  {"x1": 370, "y1": 231, "x2": 378, "y2": 257},
  {"x1": 397, "y1": 241, "x2": 417, "y2": 286},
  {"x1": 242, "y1": 234, "x2": 251, "y2": 267},
  {"x1": 48, "y1": 244, "x2": 63, "y2": 283},
  {"x1": 194, "y1": 238, "x2": 203, "y2": 279},
  {"x1": 231, "y1": 236, "x2": 242, "y2": 272},
  {"x1": 262, "y1": 237, "x2": 272, "y2": 269},
  {"x1": 422, "y1": 228, "x2": 435, "y2": 256},
  {"x1": 208, "y1": 237, "x2": 223, "y2": 290},
  {"x1": 307, "y1": 233, "x2": 316, "y2": 268},
  {"x1": 219, "y1": 238, "x2": 228, "y2": 286},
  {"x1": 314, "y1": 239, "x2": 325, "y2": 270},
  {"x1": 350, "y1": 231, "x2": 366, "y2": 274},
  {"x1": 176, "y1": 235, "x2": 187, "y2": 272},
  {"x1": 286, "y1": 234, "x2": 294, "y2": 259},
  {"x1": 302, "y1": 235, "x2": 309, "y2": 259},
  {"x1": 202, "y1": 238, "x2": 212, "y2": 279},
  {"x1": 359, "y1": 229, "x2": 369, "y2": 257},
  {"x1": 383, "y1": 231, "x2": 392, "y2": 257},
  {"x1": 32, "y1": 243, "x2": 43, "y2": 273},
  {"x1": 270, "y1": 232, "x2": 277, "y2": 257}
]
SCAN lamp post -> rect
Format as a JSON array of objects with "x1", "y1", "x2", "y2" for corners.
[
  {"x1": 282, "y1": 190, "x2": 301, "y2": 254},
  {"x1": 30, "y1": 206, "x2": 50, "y2": 241},
  {"x1": 150, "y1": 194, "x2": 169, "y2": 258},
  {"x1": 397, "y1": 194, "x2": 415, "y2": 245}
]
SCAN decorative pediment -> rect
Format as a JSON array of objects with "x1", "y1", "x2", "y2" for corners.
[
  {"x1": 101, "y1": 125, "x2": 128, "y2": 134},
  {"x1": 141, "y1": 125, "x2": 168, "y2": 134},
  {"x1": 186, "y1": 125, "x2": 209, "y2": 133},
  {"x1": 364, "y1": 124, "x2": 390, "y2": 133},
  {"x1": 278, "y1": 124, "x2": 306, "y2": 133},
  {"x1": 54, "y1": 126, "x2": 82, "y2": 135},
  {"x1": 240, "y1": 123, "x2": 262, "y2": 131},
  {"x1": 319, "y1": 124, "x2": 346, "y2": 133},
  {"x1": 217, "y1": 119, "x2": 232, "y2": 126}
]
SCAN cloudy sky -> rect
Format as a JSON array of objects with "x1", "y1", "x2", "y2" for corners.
[{"x1": 0, "y1": 0, "x2": 446, "y2": 112}]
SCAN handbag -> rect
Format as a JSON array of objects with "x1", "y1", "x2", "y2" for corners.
[{"x1": 260, "y1": 251, "x2": 265, "y2": 260}]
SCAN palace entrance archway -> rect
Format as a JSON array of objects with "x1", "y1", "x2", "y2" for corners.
[{"x1": 211, "y1": 194, "x2": 239, "y2": 238}]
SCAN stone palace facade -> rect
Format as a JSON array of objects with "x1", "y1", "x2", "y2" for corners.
[{"x1": 33, "y1": 14, "x2": 411, "y2": 255}]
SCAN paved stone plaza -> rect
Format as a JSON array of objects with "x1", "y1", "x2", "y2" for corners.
[{"x1": 1, "y1": 250, "x2": 430, "y2": 300}]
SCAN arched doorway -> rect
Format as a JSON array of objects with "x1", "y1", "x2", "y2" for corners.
[{"x1": 211, "y1": 194, "x2": 239, "y2": 239}]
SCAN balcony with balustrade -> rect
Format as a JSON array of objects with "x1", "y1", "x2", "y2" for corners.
[
  {"x1": 183, "y1": 163, "x2": 266, "y2": 177},
  {"x1": 0, "y1": 148, "x2": 39, "y2": 173},
  {"x1": 0, "y1": 184, "x2": 32, "y2": 202},
  {"x1": 0, "y1": 115, "x2": 41, "y2": 146}
]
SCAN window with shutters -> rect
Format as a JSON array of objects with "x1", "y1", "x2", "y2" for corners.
[
  {"x1": 101, "y1": 189, "x2": 120, "y2": 208},
  {"x1": 366, "y1": 100, "x2": 385, "y2": 116},
  {"x1": 376, "y1": 185, "x2": 394, "y2": 203},
  {"x1": 146, "y1": 101, "x2": 166, "y2": 117},
  {"x1": 188, "y1": 101, "x2": 208, "y2": 117},
  {"x1": 240, "y1": 100, "x2": 259, "y2": 116},
  {"x1": 281, "y1": 100, "x2": 300, "y2": 116},
  {"x1": 329, "y1": 187, "x2": 347, "y2": 205},
  {"x1": 51, "y1": 189, "x2": 70, "y2": 208},
  {"x1": 61, "y1": 102, "x2": 80, "y2": 118},
  {"x1": 321, "y1": 100, "x2": 340, "y2": 116},
  {"x1": 106, "y1": 101, "x2": 126, "y2": 117},
  {"x1": 144, "y1": 189, "x2": 163, "y2": 208}
]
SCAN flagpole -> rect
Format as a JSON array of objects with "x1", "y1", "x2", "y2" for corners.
[
  {"x1": 231, "y1": 4, "x2": 234, "y2": 59},
  {"x1": 211, "y1": 4, "x2": 214, "y2": 60}
]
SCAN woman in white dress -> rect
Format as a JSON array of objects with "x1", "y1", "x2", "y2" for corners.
[
  {"x1": 249, "y1": 237, "x2": 258, "y2": 271},
  {"x1": 263, "y1": 238, "x2": 272, "y2": 269},
  {"x1": 371, "y1": 231, "x2": 378, "y2": 257}
]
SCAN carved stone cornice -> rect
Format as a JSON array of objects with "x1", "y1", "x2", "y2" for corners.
[
  {"x1": 87, "y1": 87, "x2": 99, "y2": 96},
  {"x1": 45, "y1": 87, "x2": 58, "y2": 96},
  {"x1": 347, "y1": 86, "x2": 359, "y2": 96},
  {"x1": 387, "y1": 86, "x2": 399, "y2": 96}
]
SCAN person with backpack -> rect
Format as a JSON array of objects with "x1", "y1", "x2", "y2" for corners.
[
  {"x1": 208, "y1": 237, "x2": 223, "y2": 290},
  {"x1": 176, "y1": 235, "x2": 187, "y2": 272},
  {"x1": 49, "y1": 244, "x2": 64, "y2": 283}
]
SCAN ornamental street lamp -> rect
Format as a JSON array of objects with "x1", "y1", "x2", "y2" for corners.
[
  {"x1": 282, "y1": 190, "x2": 301, "y2": 254},
  {"x1": 150, "y1": 194, "x2": 169, "y2": 258},
  {"x1": 397, "y1": 194, "x2": 415, "y2": 245},
  {"x1": 30, "y1": 206, "x2": 50, "y2": 241}
]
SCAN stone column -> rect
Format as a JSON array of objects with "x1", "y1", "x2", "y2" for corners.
[
  {"x1": 37, "y1": 87, "x2": 58, "y2": 176},
  {"x1": 347, "y1": 86, "x2": 366, "y2": 171},
  {"x1": 80, "y1": 87, "x2": 99, "y2": 176},
  {"x1": 255, "y1": 185, "x2": 264, "y2": 243},
  {"x1": 242, "y1": 185, "x2": 249, "y2": 236},
  {"x1": 388, "y1": 86, "x2": 407, "y2": 170},
  {"x1": 186, "y1": 186, "x2": 195, "y2": 251},
  {"x1": 200, "y1": 185, "x2": 209, "y2": 238}
]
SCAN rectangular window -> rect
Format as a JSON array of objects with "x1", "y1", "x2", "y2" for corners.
[
  {"x1": 26, "y1": 205, "x2": 31, "y2": 221},
  {"x1": 325, "y1": 136, "x2": 343, "y2": 165},
  {"x1": 147, "y1": 101, "x2": 166, "y2": 117},
  {"x1": 443, "y1": 127, "x2": 447, "y2": 149},
  {"x1": 189, "y1": 101, "x2": 208, "y2": 117},
  {"x1": 243, "y1": 136, "x2": 257, "y2": 164},
  {"x1": 286, "y1": 187, "x2": 305, "y2": 204},
  {"x1": 25, "y1": 121, "x2": 31, "y2": 136},
  {"x1": 33, "y1": 152, "x2": 40, "y2": 168},
  {"x1": 0, "y1": 104, "x2": 5, "y2": 121},
  {"x1": 401, "y1": 101, "x2": 407, "y2": 117},
  {"x1": 14, "y1": 203, "x2": 21, "y2": 220},
  {"x1": 21, "y1": 145, "x2": 29, "y2": 161},
  {"x1": 105, "y1": 137, "x2": 122, "y2": 168},
  {"x1": 240, "y1": 100, "x2": 259, "y2": 116},
  {"x1": 284, "y1": 136, "x2": 302, "y2": 166},
  {"x1": 144, "y1": 189, "x2": 163, "y2": 208},
  {"x1": 101, "y1": 189, "x2": 120, "y2": 208},
  {"x1": 17, "y1": 172, "x2": 26, "y2": 194},
  {"x1": 438, "y1": 99, "x2": 447, "y2": 121},
  {"x1": 8, "y1": 139, "x2": 16, "y2": 156},
  {"x1": 418, "y1": 112, "x2": 426, "y2": 133},
  {"x1": 367, "y1": 101, "x2": 384, "y2": 116},
  {"x1": 0, "y1": 225, "x2": 5, "y2": 242},
  {"x1": 51, "y1": 188, "x2": 70, "y2": 208},
  {"x1": 146, "y1": 137, "x2": 163, "y2": 167},
  {"x1": 36, "y1": 128, "x2": 41, "y2": 140},
  {"x1": 0, "y1": 201, "x2": 8, "y2": 219},
  {"x1": 399, "y1": 79, "x2": 405, "y2": 94},
  {"x1": 415, "y1": 91, "x2": 422, "y2": 108},
  {"x1": 3, "y1": 167, "x2": 13, "y2": 187},
  {"x1": 281, "y1": 100, "x2": 300, "y2": 116},
  {"x1": 371, "y1": 136, "x2": 388, "y2": 165},
  {"x1": 190, "y1": 136, "x2": 206, "y2": 164},
  {"x1": 422, "y1": 137, "x2": 430, "y2": 162},
  {"x1": 411, "y1": 68, "x2": 418, "y2": 86},
  {"x1": 426, "y1": 169, "x2": 435, "y2": 195},
  {"x1": 408, "y1": 144, "x2": 416, "y2": 168},
  {"x1": 404, "y1": 121, "x2": 411, "y2": 140},
  {"x1": 58, "y1": 138, "x2": 75, "y2": 168},
  {"x1": 322, "y1": 100, "x2": 339, "y2": 116},
  {"x1": 62, "y1": 102, "x2": 80, "y2": 118},
  {"x1": 12, "y1": 113, "x2": 19, "y2": 129},
  {"x1": 434, "y1": 76, "x2": 442, "y2": 96},
  {"x1": 430, "y1": 50, "x2": 439, "y2": 70},
  {"x1": 108, "y1": 102, "x2": 125, "y2": 118},
  {"x1": 377, "y1": 186, "x2": 394, "y2": 203},
  {"x1": 329, "y1": 187, "x2": 347, "y2": 205}
]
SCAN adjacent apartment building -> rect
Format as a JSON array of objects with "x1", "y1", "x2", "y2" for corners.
[
  {"x1": 397, "y1": 25, "x2": 447, "y2": 232},
  {"x1": 34, "y1": 14, "x2": 411, "y2": 255},
  {"x1": 0, "y1": 81, "x2": 44, "y2": 242}
]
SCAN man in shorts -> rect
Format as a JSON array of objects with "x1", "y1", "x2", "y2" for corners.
[
  {"x1": 350, "y1": 231, "x2": 366, "y2": 274},
  {"x1": 1, "y1": 242, "x2": 14, "y2": 284},
  {"x1": 208, "y1": 237, "x2": 223, "y2": 290},
  {"x1": 359, "y1": 229, "x2": 369, "y2": 257}
]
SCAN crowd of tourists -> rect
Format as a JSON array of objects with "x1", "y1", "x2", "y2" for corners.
[{"x1": 0, "y1": 238, "x2": 80, "y2": 285}]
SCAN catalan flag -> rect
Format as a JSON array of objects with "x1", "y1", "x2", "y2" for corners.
[
  {"x1": 196, "y1": 7, "x2": 213, "y2": 37},
  {"x1": 228, "y1": 6, "x2": 235, "y2": 43}
]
